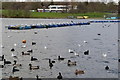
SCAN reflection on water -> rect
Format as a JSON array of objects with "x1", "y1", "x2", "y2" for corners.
[{"x1": 2, "y1": 18, "x2": 118, "y2": 78}]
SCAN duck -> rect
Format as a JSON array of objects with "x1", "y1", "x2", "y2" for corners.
[
  {"x1": 68, "y1": 49, "x2": 74, "y2": 53},
  {"x1": 34, "y1": 31, "x2": 37, "y2": 34},
  {"x1": 74, "y1": 52, "x2": 79, "y2": 56},
  {"x1": 13, "y1": 60, "x2": 22, "y2": 67},
  {"x1": 75, "y1": 69, "x2": 85, "y2": 75},
  {"x1": 27, "y1": 49, "x2": 33, "y2": 53},
  {"x1": 105, "y1": 66, "x2": 109, "y2": 70},
  {"x1": 31, "y1": 57, "x2": 38, "y2": 61},
  {"x1": 0, "y1": 55, "x2": 4, "y2": 61},
  {"x1": 48, "y1": 59, "x2": 53, "y2": 69},
  {"x1": 49, "y1": 59, "x2": 55, "y2": 63},
  {"x1": 57, "y1": 72, "x2": 63, "y2": 80},
  {"x1": 12, "y1": 66, "x2": 19, "y2": 74},
  {"x1": 67, "y1": 60, "x2": 76, "y2": 66},
  {"x1": 0, "y1": 65, "x2": 4, "y2": 68},
  {"x1": 58, "y1": 56, "x2": 65, "y2": 60},
  {"x1": 84, "y1": 41, "x2": 87, "y2": 43},
  {"x1": 29, "y1": 64, "x2": 39, "y2": 70},
  {"x1": 22, "y1": 52, "x2": 30, "y2": 55},
  {"x1": 84, "y1": 50, "x2": 89, "y2": 55},
  {"x1": 118, "y1": 59, "x2": 120, "y2": 62},
  {"x1": 11, "y1": 48, "x2": 15, "y2": 52},
  {"x1": 102, "y1": 53, "x2": 107, "y2": 57},
  {"x1": 11, "y1": 53, "x2": 17, "y2": 58},
  {"x1": 36, "y1": 75, "x2": 41, "y2": 80},
  {"x1": 32, "y1": 41, "x2": 36, "y2": 45},
  {"x1": 97, "y1": 34, "x2": 101, "y2": 35},
  {"x1": 4, "y1": 59, "x2": 11, "y2": 65}
]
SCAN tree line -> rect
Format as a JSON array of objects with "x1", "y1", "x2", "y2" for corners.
[{"x1": 2, "y1": 2, "x2": 118, "y2": 13}]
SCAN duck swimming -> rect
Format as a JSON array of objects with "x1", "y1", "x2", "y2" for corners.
[
  {"x1": 27, "y1": 49, "x2": 33, "y2": 53},
  {"x1": 12, "y1": 66, "x2": 19, "y2": 74},
  {"x1": 105, "y1": 66, "x2": 109, "y2": 70},
  {"x1": 32, "y1": 41, "x2": 36, "y2": 45},
  {"x1": 84, "y1": 50, "x2": 89, "y2": 55},
  {"x1": 22, "y1": 52, "x2": 30, "y2": 55},
  {"x1": 58, "y1": 56, "x2": 65, "y2": 60},
  {"x1": 29, "y1": 64, "x2": 39, "y2": 70},
  {"x1": 68, "y1": 49, "x2": 74, "y2": 53},
  {"x1": 48, "y1": 59, "x2": 53, "y2": 69},
  {"x1": 75, "y1": 69, "x2": 85, "y2": 75},
  {"x1": 36, "y1": 75, "x2": 41, "y2": 80},
  {"x1": 13, "y1": 60, "x2": 22, "y2": 67},
  {"x1": 31, "y1": 57, "x2": 38, "y2": 61},
  {"x1": 57, "y1": 72, "x2": 63, "y2": 80},
  {"x1": 0, "y1": 55, "x2": 4, "y2": 61},
  {"x1": 4, "y1": 59, "x2": 11, "y2": 65},
  {"x1": 67, "y1": 60, "x2": 76, "y2": 66}
]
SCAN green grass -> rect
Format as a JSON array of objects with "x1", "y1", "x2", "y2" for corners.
[
  {"x1": 2, "y1": 10, "x2": 111, "y2": 18},
  {"x1": 31, "y1": 12, "x2": 110, "y2": 18}
]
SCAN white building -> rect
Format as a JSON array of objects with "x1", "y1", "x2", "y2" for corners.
[{"x1": 37, "y1": 5, "x2": 71, "y2": 13}]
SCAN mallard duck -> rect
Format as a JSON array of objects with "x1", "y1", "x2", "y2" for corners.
[
  {"x1": 29, "y1": 64, "x2": 39, "y2": 70},
  {"x1": 75, "y1": 69, "x2": 85, "y2": 75},
  {"x1": 57, "y1": 72, "x2": 63, "y2": 80},
  {"x1": 22, "y1": 52, "x2": 30, "y2": 55},
  {"x1": 58, "y1": 56, "x2": 65, "y2": 60},
  {"x1": 67, "y1": 60, "x2": 76, "y2": 66}
]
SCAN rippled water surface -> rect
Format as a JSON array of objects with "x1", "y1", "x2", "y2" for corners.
[{"x1": 2, "y1": 18, "x2": 118, "y2": 78}]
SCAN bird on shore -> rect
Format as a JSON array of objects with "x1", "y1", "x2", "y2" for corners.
[{"x1": 57, "y1": 72, "x2": 63, "y2": 80}]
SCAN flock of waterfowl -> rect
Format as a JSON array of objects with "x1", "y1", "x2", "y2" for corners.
[{"x1": 1, "y1": 20, "x2": 119, "y2": 80}]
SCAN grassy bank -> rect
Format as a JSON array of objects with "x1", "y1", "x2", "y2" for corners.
[{"x1": 2, "y1": 10, "x2": 110, "y2": 19}]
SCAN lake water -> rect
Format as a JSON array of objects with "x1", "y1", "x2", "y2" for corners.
[{"x1": 1, "y1": 18, "x2": 118, "y2": 78}]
